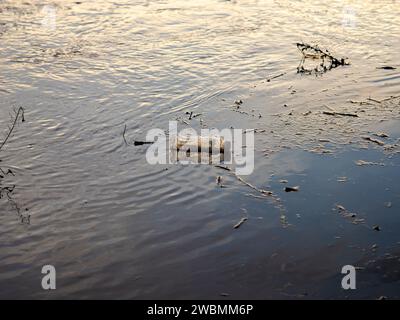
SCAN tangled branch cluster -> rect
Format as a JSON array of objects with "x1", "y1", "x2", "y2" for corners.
[
  {"x1": 0, "y1": 106, "x2": 29, "y2": 223},
  {"x1": 296, "y1": 42, "x2": 350, "y2": 75}
]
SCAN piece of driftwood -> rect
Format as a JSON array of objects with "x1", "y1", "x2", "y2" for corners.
[
  {"x1": 362, "y1": 136, "x2": 385, "y2": 146},
  {"x1": 377, "y1": 66, "x2": 396, "y2": 70},
  {"x1": 284, "y1": 186, "x2": 299, "y2": 192},
  {"x1": 322, "y1": 111, "x2": 358, "y2": 117},
  {"x1": 233, "y1": 217, "x2": 248, "y2": 229}
]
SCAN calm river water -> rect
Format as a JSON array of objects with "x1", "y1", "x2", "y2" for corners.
[{"x1": 0, "y1": 0, "x2": 400, "y2": 299}]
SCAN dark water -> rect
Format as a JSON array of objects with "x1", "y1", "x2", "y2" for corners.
[{"x1": 0, "y1": 0, "x2": 400, "y2": 299}]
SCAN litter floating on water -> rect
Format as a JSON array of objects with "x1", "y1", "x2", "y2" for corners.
[{"x1": 172, "y1": 134, "x2": 225, "y2": 153}]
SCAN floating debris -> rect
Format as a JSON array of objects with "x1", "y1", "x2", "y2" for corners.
[
  {"x1": 336, "y1": 204, "x2": 365, "y2": 224},
  {"x1": 216, "y1": 175, "x2": 227, "y2": 188},
  {"x1": 175, "y1": 135, "x2": 225, "y2": 153},
  {"x1": 0, "y1": 107, "x2": 25, "y2": 151},
  {"x1": 284, "y1": 186, "x2": 299, "y2": 192},
  {"x1": 280, "y1": 214, "x2": 289, "y2": 227},
  {"x1": 296, "y1": 42, "x2": 349, "y2": 75},
  {"x1": 373, "y1": 225, "x2": 381, "y2": 231},
  {"x1": 367, "y1": 97, "x2": 382, "y2": 104},
  {"x1": 123, "y1": 125, "x2": 156, "y2": 146},
  {"x1": 215, "y1": 165, "x2": 285, "y2": 216},
  {"x1": 362, "y1": 136, "x2": 385, "y2": 146},
  {"x1": 216, "y1": 165, "x2": 272, "y2": 196},
  {"x1": 0, "y1": 107, "x2": 28, "y2": 224},
  {"x1": 355, "y1": 160, "x2": 385, "y2": 166},
  {"x1": 337, "y1": 205, "x2": 349, "y2": 213},
  {"x1": 373, "y1": 132, "x2": 389, "y2": 138},
  {"x1": 233, "y1": 217, "x2": 248, "y2": 229},
  {"x1": 335, "y1": 204, "x2": 365, "y2": 224},
  {"x1": 133, "y1": 140, "x2": 153, "y2": 146},
  {"x1": 244, "y1": 128, "x2": 266, "y2": 134},
  {"x1": 185, "y1": 111, "x2": 202, "y2": 120},
  {"x1": 245, "y1": 193, "x2": 267, "y2": 200},
  {"x1": 376, "y1": 66, "x2": 396, "y2": 70},
  {"x1": 215, "y1": 164, "x2": 231, "y2": 172},
  {"x1": 266, "y1": 73, "x2": 286, "y2": 82},
  {"x1": 234, "y1": 99, "x2": 243, "y2": 107},
  {"x1": 323, "y1": 111, "x2": 358, "y2": 117}
]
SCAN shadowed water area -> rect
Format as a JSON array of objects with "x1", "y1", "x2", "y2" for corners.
[{"x1": 0, "y1": 0, "x2": 400, "y2": 299}]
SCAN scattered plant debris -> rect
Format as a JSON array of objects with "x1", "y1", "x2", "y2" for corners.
[
  {"x1": 335, "y1": 204, "x2": 365, "y2": 225},
  {"x1": 0, "y1": 107, "x2": 25, "y2": 152},
  {"x1": 0, "y1": 106, "x2": 28, "y2": 224},
  {"x1": 185, "y1": 111, "x2": 202, "y2": 120},
  {"x1": 296, "y1": 42, "x2": 349, "y2": 75}
]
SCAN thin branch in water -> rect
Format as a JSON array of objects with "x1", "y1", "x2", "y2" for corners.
[
  {"x1": 0, "y1": 168, "x2": 14, "y2": 178},
  {"x1": 0, "y1": 106, "x2": 25, "y2": 152},
  {"x1": 266, "y1": 72, "x2": 286, "y2": 82},
  {"x1": 122, "y1": 124, "x2": 154, "y2": 146},
  {"x1": 367, "y1": 97, "x2": 382, "y2": 104},
  {"x1": 122, "y1": 124, "x2": 128, "y2": 146}
]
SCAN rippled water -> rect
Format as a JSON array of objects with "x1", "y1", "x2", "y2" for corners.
[{"x1": 1, "y1": 0, "x2": 400, "y2": 299}]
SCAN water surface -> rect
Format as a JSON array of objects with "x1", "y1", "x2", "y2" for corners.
[{"x1": 0, "y1": 0, "x2": 400, "y2": 299}]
